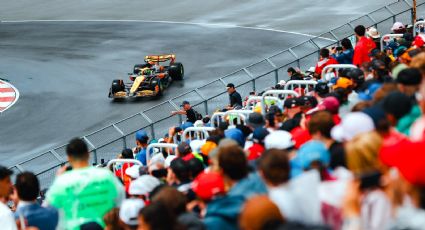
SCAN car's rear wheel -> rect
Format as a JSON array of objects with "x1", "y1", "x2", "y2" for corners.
[
  {"x1": 133, "y1": 64, "x2": 150, "y2": 74},
  {"x1": 169, "y1": 62, "x2": 184, "y2": 80},
  {"x1": 110, "y1": 79, "x2": 125, "y2": 97}
]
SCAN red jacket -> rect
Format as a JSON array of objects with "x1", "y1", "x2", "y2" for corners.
[
  {"x1": 315, "y1": 57, "x2": 338, "y2": 77},
  {"x1": 353, "y1": 36, "x2": 376, "y2": 66}
]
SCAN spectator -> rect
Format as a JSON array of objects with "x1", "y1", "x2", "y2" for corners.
[
  {"x1": 14, "y1": 172, "x2": 58, "y2": 230},
  {"x1": 239, "y1": 195, "x2": 284, "y2": 230},
  {"x1": 138, "y1": 201, "x2": 182, "y2": 230},
  {"x1": 307, "y1": 111, "x2": 346, "y2": 170},
  {"x1": 134, "y1": 130, "x2": 149, "y2": 165},
  {"x1": 280, "y1": 98, "x2": 303, "y2": 131},
  {"x1": 167, "y1": 158, "x2": 192, "y2": 195},
  {"x1": 128, "y1": 175, "x2": 161, "y2": 203},
  {"x1": 366, "y1": 27, "x2": 381, "y2": 50},
  {"x1": 331, "y1": 38, "x2": 354, "y2": 64},
  {"x1": 344, "y1": 131, "x2": 392, "y2": 230},
  {"x1": 247, "y1": 127, "x2": 269, "y2": 160},
  {"x1": 171, "y1": 101, "x2": 200, "y2": 123},
  {"x1": 264, "y1": 130, "x2": 295, "y2": 150},
  {"x1": 391, "y1": 21, "x2": 406, "y2": 34},
  {"x1": 46, "y1": 138, "x2": 125, "y2": 229},
  {"x1": 0, "y1": 166, "x2": 16, "y2": 230},
  {"x1": 119, "y1": 198, "x2": 145, "y2": 230},
  {"x1": 353, "y1": 25, "x2": 376, "y2": 67},
  {"x1": 313, "y1": 82, "x2": 330, "y2": 103},
  {"x1": 331, "y1": 112, "x2": 375, "y2": 142},
  {"x1": 176, "y1": 142, "x2": 194, "y2": 161},
  {"x1": 315, "y1": 48, "x2": 339, "y2": 78},
  {"x1": 396, "y1": 68, "x2": 422, "y2": 97},
  {"x1": 225, "y1": 83, "x2": 242, "y2": 110},
  {"x1": 287, "y1": 67, "x2": 304, "y2": 81},
  {"x1": 152, "y1": 186, "x2": 206, "y2": 230}
]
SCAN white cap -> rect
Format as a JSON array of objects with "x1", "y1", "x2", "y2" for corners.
[
  {"x1": 391, "y1": 22, "x2": 405, "y2": 31},
  {"x1": 125, "y1": 165, "x2": 142, "y2": 179},
  {"x1": 278, "y1": 80, "x2": 286, "y2": 86},
  {"x1": 128, "y1": 175, "x2": 161, "y2": 195},
  {"x1": 331, "y1": 112, "x2": 375, "y2": 142},
  {"x1": 194, "y1": 120, "x2": 204, "y2": 127},
  {"x1": 307, "y1": 67, "x2": 316, "y2": 73},
  {"x1": 164, "y1": 155, "x2": 177, "y2": 168},
  {"x1": 264, "y1": 130, "x2": 295, "y2": 150},
  {"x1": 149, "y1": 153, "x2": 165, "y2": 171},
  {"x1": 119, "y1": 198, "x2": 145, "y2": 226},
  {"x1": 367, "y1": 27, "x2": 380, "y2": 39},
  {"x1": 190, "y1": 139, "x2": 206, "y2": 153}
]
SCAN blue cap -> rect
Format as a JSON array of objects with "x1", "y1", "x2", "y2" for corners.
[
  {"x1": 294, "y1": 140, "x2": 330, "y2": 170},
  {"x1": 135, "y1": 130, "x2": 149, "y2": 141},
  {"x1": 358, "y1": 83, "x2": 382, "y2": 101},
  {"x1": 224, "y1": 128, "x2": 245, "y2": 147}
]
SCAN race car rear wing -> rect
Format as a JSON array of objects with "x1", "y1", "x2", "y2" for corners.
[{"x1": 144, "y1": 54, "x2": 176, "y2": 63}]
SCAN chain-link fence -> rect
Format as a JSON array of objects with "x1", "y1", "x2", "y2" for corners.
[{"x1": 11, "y1": 0, "x2": 425, "y2": 189}]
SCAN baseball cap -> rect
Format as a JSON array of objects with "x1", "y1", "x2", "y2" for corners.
[
  {"x1": 397, "y1": 68, "x2": 422, "y2": 86},
  {"x1": 247, "y1": 112, "x2": 265, "y2": 129},
  {"x1": 148, "y1": 153, "x2": 165, "y2": 171},
  {"x1": 190, "y1": 139, "x2": 206, "y2": 153},
  {"x1": 135, "y1": 130, "x2": 149, "y2": 142},
  {"x1": 180, "y1": 100, "x2": 190, "y2": 107},
  {"x1": 358, "y1": 83, "x2": 382, "y2": 101},
  {"x1": 224, "y1": 128, "x2": 245, "y2": 147},
  {"x1": 294, "y1": 140, "x2": 330, "y2": 169},
  {"x1": 367, "y1": 27, "x2": 380, "y2": 39},
  {"x1": 264, "y1": 130, "x2": 294, "y2": 150},
  {"x1": 200, "y1": 140, "x2": 217, "y2": 156},
  {"x1": 192, "y1": 171, "x2": 226, "y2": 202},
  {"x1": 391, "y1": 22, "x2": 405, "y2": 31},
  {"x1": 128, "y1": 175, "x2": 161, "y2": 195},
  {"x1": 252, "y1": 127, "x2": 269, "y2": 144},
  {"x1": 346, "y1": 68, "x2": 365, "y2": 84},
  {"x1": 321, "y1": 96, "x2": 340, "y2": 114},
  {"x1": 331, "y1": 112, "x2": 375, "y2": 142},
  {"x1": 314, "y1": 82, "x2": 330, "y2": 96},
  {"x1": 380, "y1": 139, "x2": 425, "y2": 186},
  {"x1": 283, "y1": 98, "x2": 300, "y2": 109},
  {"x1": 119, "y1": 198, "x2": 145, "y2": 226},
  {"x1": 298, "y1": 96, "x2": 318, "y2": 108},
  {"x1": 177, "y1": 142, "x2": 192, "y2": 156},
  {"x1": 125, "y1": 165, "x2": 143, "y2": 179},
  {"x1": 332, "y1": 77, "x2": 353, "y2": 90},
  {"x1": 226, "y1": 83, "x2": 235, "y2": 88},
  {"x1": 394, "y1": 46, "x2": 408, "y2": 58},
  {"x1": 370, "y1": 59, "x2": 386, "y2": 71},
  {"x1": 382, "y1": 92, "x2": 413, "y2": 120}
]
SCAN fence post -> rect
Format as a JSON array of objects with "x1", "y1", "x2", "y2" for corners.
[
  {"x1": 83, "y1": 136, "x2": 97, "y2": 165},
  {"x1": 112, "y1": 124, "x2": 127, "y2": 149},
  {"x1": 140, "y1": 112, "x2": 155, "y2": 139}
]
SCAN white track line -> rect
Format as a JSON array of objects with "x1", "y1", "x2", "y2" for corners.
[{"x1": 0, "y1": 19, "x2": 337, "y2": 42}]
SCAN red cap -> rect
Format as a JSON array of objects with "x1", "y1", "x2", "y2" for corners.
[
  {"x1": 413, "y1": 35, "x2": 425, "y2": 47},
  {"x1": 321, "y1": 96, "x2": 340, "y2": 114},
  {"x1": 380, "y1": 139, "x2": 425, "y2": 186},
  {"x1": 192, "y1": 171, "x2": 225, "y2": 201}
]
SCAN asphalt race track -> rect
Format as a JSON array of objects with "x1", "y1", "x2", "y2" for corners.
[{"x1": 0, "y1": 0, "x2": 390, "y2": 167}]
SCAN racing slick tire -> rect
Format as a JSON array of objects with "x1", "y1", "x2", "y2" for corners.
[
  {"x1": 110, "y1": 79, "x2": 125, "y2": 96},
  {"x1": 152, "y1": 77, "x2": 163, "y2": 97},
  {"x1": 169, "y1": 62, "x2": 184, "y2": 80},
  {"x1": 133, "y1": 64, "x2": 150, "y2": 74}
]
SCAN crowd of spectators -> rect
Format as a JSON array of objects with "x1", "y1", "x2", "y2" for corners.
[{"x1": 2, "y1": 21, "x2": 425, "y2": 230}]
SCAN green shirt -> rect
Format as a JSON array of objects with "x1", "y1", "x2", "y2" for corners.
[{"x1": 46, "y1": 167, "x2": 124, "y2": 230}]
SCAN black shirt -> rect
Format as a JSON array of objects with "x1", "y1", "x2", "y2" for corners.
[
  {"x1": 229, "y1": 91, "x2": 242, "y2": 108},
  {"x1": 186, "y1": 108, "x2": 197, "y2": 123}
]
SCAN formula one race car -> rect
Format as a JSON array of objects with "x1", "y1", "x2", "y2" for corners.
[{"x1": 109, "y1": 54, "x2": 184, "y2": 99}]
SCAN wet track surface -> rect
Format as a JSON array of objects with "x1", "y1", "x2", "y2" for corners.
[
  {"x1": 0, "y1": 21, "x2": 316, "y2": 165},
  {"x1": 0, "y1": 0, "x2": 391, "y2": 167}
]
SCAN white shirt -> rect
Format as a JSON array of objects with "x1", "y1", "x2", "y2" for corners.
[{"x1": 0, "y1": 202, "x2": 17, "y2": 230}]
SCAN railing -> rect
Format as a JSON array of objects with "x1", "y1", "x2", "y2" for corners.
[{"x1": 9, "y1": 0, "x2": 425, "y2": 190}]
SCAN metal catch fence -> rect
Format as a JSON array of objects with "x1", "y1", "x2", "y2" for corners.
[{"x1": 10, "y1": 0, "x2": 425, "y2": 190}]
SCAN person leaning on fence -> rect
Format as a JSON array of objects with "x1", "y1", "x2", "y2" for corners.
[
  {"x1": 171, "y1": 101, "x2": 201, "y2": 123},
  {"x1": 330, "y1": 38, "x2": 354, "y2": 64},
  {"x1": 134, "y1": 130, "x2": 150, "y2": 166},
  {"x1": 45, "y1": 138, "x2": 125, "y2": 230},
  {"x1": 225, "y1": 83, "x2": 242, "y2": 110},
  {"x1": 314, "y1": 48, "x2": 338, "y2": 79}
]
